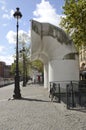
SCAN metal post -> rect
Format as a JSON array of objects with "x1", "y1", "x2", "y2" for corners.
[
  {"x1": 25, "y1": 61, "x2": 28, "y2": 84},
  {"x1": 58, "y1": 84, "x2": 61, "y2": 103},
  {"x1": 23, "y1": 47, "x2": 26, "y2": 87},
  {"x1": 71, "y1": 81, "x2": 75, "y2": 108},
  {"x1": 13, "y1": 8, "x2": 22, "y2": 99},
  {"x1": 66, "y1": 84, "x2": 69, "y2": 109}
]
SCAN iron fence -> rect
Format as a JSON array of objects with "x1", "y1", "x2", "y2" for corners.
[{"x1": 49, "y1": 81, "x2": 86, "y2": 109}]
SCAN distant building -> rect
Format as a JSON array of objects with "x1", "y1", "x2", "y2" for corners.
[
  {"x1": 79, "y1": 46, "x2": 86, "y2": 70},
  {"x1": 0, "y1": 61, "x2": 11, "y2": 78},
  {"x1": 0, "y1": 62, "x2": 5, "y2": 78},
  {"x1": 79, "y1": 46, "x2": 86, "y2": 80}
]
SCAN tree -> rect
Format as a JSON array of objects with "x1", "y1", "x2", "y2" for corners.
[
  {"x1": 10, "y1": 61, "x2": 23, "y2": 76},
  {"x1": 31, "y1": 60, "x2": 43, "y2": 73},
  {"x1": 10, "y1": 62, "x2": 16, "y2": 76},
  {"x1": 60, "y1": 0, "x2": 86, "y2": 49},
  {"x1": 19, "y1": 45, "x2": 31, "y2": 79}
]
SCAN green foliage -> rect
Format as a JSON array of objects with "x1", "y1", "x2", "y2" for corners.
[
  {"x1": 19, "y1": 46, "x2": 31, "y2": 75},
  {"x1": 10, "y1": 62, "x2": 16, "y2": 75},
  {"x1": 60, "y1": 0, "x2": 86, "y2": 49},
  {"x1": 19, "y1": 61, "x2": 23, "y2": 75},
  {"x1": 10, "y1": 61, "x2": 23, "y2": 76},
  {"x1": 11, "y1": 46, "x2": 31, "y2": 76},
  {"x1": 31, "y1": 60, "x2": 43, "y2": 73}
]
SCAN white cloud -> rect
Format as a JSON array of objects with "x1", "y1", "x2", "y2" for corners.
[
  {"x1": 0, "y1": 45, "x2": 13, "y2": 65},
  {"x1": 0, "y1": 0, "x2": 8, "y2": 13},
  {"x1": 18, "y1": 30, "x2": 30, "y2": 44},
  {"x1": 6, "y1": 30, "x2": 30, "y2": 44},
  {"x1": 2, "y1": 14, "x2": 10, "y2": 19},
  {"x1": 1, "y1": 5, "x2": 5, "y2": 10},
  {"x1": 0, "y1": 55, "x2": 14, "y2": 65},
  {"x1": 6, "y1": 30, "x2": 31, "y2": 65},
  {"x1": 0, "y1": 0, "x2": 14, "y2": 19},
  {"x1": 10, "y1": 9, "x2": 14, "y2": 18},
  {"x1": 0, "y1": 45, "x2": 5, "y2": 52},
  {"x1": 2, "y1": 9, "x2": 14, "y2": 19},
  {"x1": 6, "y1": 30, "x2": 16, "y2": 44},
  {"x1": 2, "y1": 23, "x2": 8, "y2": 27},
  {"x1": 0, "y1": 0, "x2": 6, "y2": 5},
  {"x1": 33, "y1": 0, "x2": 62, "y2": 27},
  {"x1": 1, "y1": 6, "x2": 8, "y2": 12}
]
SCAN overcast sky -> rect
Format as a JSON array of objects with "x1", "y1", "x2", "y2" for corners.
[{"x1": 0, "y1": 0, "x2": 64, "y2": 65}]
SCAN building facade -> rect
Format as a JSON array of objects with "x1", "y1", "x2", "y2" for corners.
[
  {"x1": 0, "y1": 61, "x2": 11, "y2": 78},
  {"x1": 79, "y1": 46, "x2": 86, "y2": 69},
  {"x1": 79, "y1": 46, "x2": 86, "y2": 80}
]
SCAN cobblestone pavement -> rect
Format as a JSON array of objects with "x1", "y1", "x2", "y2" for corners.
[{"x1": 0, "y1": 83, "x2": 86, "y2": 130}]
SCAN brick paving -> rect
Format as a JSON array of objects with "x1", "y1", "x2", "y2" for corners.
[{"x1": 0, "y1": 83, "x2": 86, "y2": 130}]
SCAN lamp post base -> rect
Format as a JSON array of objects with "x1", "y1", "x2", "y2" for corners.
[
  {"x1": 13, "y1": 74, "x2": 22, "y2": 99},
  {"x1": 13, "y1": 85, "x2": 21, "y2": 99},
  {"x1": 13, "y1": 93, "x2": 21, "y2": 99}
]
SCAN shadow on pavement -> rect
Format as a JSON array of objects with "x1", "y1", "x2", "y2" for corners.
[
  {"x1": 19, "y1": 97, "x2": 50, "y2": 103},
  {"x1": 69, "y1": 108, "x2": 86, "y2": 113}
]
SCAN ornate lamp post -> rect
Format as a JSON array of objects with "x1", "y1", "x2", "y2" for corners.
[{"x1": 13, "y1": 8, "x2": 22, "y2": 99}]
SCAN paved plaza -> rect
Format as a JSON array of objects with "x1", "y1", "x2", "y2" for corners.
[{"x1": 0, "y1": 83, "x2": 86, "y2": 130}]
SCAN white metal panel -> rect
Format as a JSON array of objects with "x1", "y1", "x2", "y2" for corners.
[{"x1": 49, "y1": 60, "x2": 79, "y2": 82}]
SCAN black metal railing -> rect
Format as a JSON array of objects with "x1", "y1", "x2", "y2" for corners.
[
  {"x1": 0, "y1": 78, "x2": 14, "y2": 87},
  {"x1": 49, "y1": 80, "x2": 86, "y2": 109}
]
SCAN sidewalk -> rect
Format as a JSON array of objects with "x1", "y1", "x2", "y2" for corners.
[{"x1": 0, "y1": 83, "x2": 86, "y2": 130}]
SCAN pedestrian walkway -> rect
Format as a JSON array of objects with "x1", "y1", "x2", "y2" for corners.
[{"x1": 0, "y1": 83, "x2": 86, "y2": 130}]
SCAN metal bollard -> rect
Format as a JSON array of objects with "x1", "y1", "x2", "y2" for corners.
[
  {"x1": 71, "y1": 81, "x2": 75, "y2": 108},
  {"x1": 58, "y1": 84, "x2": 61, "y2": 103},
  {"x1": 66, "y1": 84, "x2": 70, "y2": 109}
]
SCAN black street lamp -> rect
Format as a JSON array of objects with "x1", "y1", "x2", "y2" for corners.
[{"x1": 13, "y1": 8, "x2": 22, "y2": 99}]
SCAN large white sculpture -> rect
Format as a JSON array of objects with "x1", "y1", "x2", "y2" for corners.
[{"x1": 31, "y1": 20, "x2": 79, "y2": 88}]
